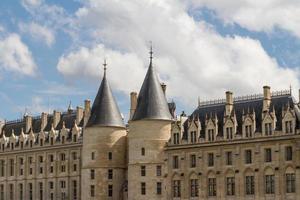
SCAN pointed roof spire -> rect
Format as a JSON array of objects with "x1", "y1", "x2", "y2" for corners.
[
  {"x1": 87, "y1": 60, "x2": 125, "y2": 127},
  {"x1": 131, "y1": 45, "x2": 172, "y2": 121}
]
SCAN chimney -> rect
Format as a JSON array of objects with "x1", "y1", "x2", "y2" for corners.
[
  {"x1": 25, "y1": 115, "x2": 32, "y2": 133},
  {"x1": 225, "y1": 91, "x2": 233, "y2": 116},
  {"x1": 129, "y1": 92, "x2": 137, "y2": 120},
  {"x1": 84, "y1": 99, "x2": 91, "y2": 126},
  {"x1": 76, "y1": 106, "x2": 84, "y2": 125},
  {"x1": 41, "y1": 112, "x2": 48, "y2": 131},
  {"x1": 53, "y1": 110, "x2": 61, "y2": 128},
  {"x1": 263, "y1": 86, "x2": 271, "y2": 111},
  {"x1": 161, "y1": 83, "x2": 167, "y2": 96}
]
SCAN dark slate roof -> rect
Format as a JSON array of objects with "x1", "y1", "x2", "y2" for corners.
[
  {"x1": 132, "y1": 59, "x2": 172, "y2": 121},
  {"x1": 86, "y1": 69, "x2": 125, "y2": 127},
  {"x1": 183, "y1": 94, "x2": 299, "y2": 140}
]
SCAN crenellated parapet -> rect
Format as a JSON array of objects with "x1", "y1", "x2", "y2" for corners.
[{"x1": 168, "y1": 86, "x2": 300, "y2": 146}]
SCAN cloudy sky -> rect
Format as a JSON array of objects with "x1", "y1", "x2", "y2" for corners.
[{"x1": 0, "y1": 0, "x2": 300, "y2": 121}]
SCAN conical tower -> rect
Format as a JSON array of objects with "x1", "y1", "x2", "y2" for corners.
[
  {"x1": 81, "y1": 61, "x2": 127, "y2": 200},
  {"x1": 128, "y1": 48, "x2": 172, "y2": 200}
]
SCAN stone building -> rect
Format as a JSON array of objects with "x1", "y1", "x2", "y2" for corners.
[{"x1": 0, "y1": 51, "x2": 300, "y2": 200}]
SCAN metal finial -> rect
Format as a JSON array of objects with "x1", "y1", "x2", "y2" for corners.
[
  {"x1": 103, "y1": 58, "x2": 107, "y2": 72},
  {"x1": 149, "y1": 41, "x2": 153, "y2": 62}
]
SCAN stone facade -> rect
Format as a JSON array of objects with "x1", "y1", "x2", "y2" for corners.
[{"x1": 0, "y1": 56, "x2": 300, "y2": 200}]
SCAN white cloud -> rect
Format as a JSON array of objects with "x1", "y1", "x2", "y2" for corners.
[
  {"x1": 0, "y1": 33, "x2": 37, "y2": 76},
  {"x1": 21, "y1": 0, "x2": 42, "y2": 10},
  {"x1": 57, "y1": 0, "x2": 299, "y2": 109},
  {"x1": 188, "y1": 0, "x2": 300, "y2": 38},
  {"x1": 19, "y1": 22, "x2": 55, "y2": 46}
]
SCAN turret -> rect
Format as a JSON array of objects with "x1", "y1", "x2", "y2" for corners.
[
  {"x1": 128, "y1": 47, "x2": 172, "y2": 200},
  {"x1": 81, "y1": 60, "x2": 127, "y2": 200}
]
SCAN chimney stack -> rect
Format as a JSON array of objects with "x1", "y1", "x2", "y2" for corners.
[
  {"x1": 263, "y1": 86, "x2": 271, "y2": 111},
  {"x1": 161, "y1": 83, "x2": 167, "y2": 96},
  {"x1": 76, "y1": 106, "x2": 84, "y2": 125},
  {"x1": 84, "y1": 99, "x2": 91, "y2": 126},
  {"x1": 130, "y1": 92, "x2": 137, "y2": 120},
  {"x1": 53, "y1": 110, "x2": 61, "y2": 128},
  {"x1": 25, "y1": 115, "x2": 32, "y2": 133},
  {"x1": 225, "y1": 91, "x2": 233, "y2": 116},
  {"x1": 41, "y1": 112, "x2": 48, "y2": 131}
]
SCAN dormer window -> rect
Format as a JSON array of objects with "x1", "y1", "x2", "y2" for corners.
[
  {"x1": 208, "y1": 129, "x2": 215, "y2": 142},
  {"x1": 245, "y1": 125, "x2": 252, "y2": 138},
  {"x1": 190, "y1": 131, "x2": 197, "y2": 143},
  {"x1": 50, "y1": 137, "x2": 54, "y2": 145},
  {"x1": 40, "y1": 139, "x2": 43, "y2": 147},
  {"x1": 73, "y1": 135, "x2": 77, "y2": 142},
  {"x1": 173, "y1": 133, "x2": 180, "y2": 145},
  {"x1": 226, "y1": 127, "x2": 233, "y2": 140},
  {"x1": 285, "y1": 121, "x2": 293, "y2": 134},
  {"x1": 62, "y1": 136, "x2": 65, "y2": 144},
  {"x1": 30, "y1": 140, "x2": 33, "y2": 148},
  {"x1": 20, "y1": 141, "x2": 23, "y2": 149},
  {"x1": 11, "y1": 143, "x2": 14, "y2": 150},
  {"x1": 264, "y1": 123, "x2": 272, "y2": 136}
]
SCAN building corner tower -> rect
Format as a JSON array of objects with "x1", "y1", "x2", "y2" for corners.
[
  {"x1": 81, "y1": 62, "x2": 127, "y2": 200},
  {"x1": 128, "y1": 50, "x2": 172, "y2": 199}
]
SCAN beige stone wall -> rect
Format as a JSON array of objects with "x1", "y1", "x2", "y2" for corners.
[
  {"x1": 166, "y1": 135, "x2": 300, "y2": 200},
  {"x1": 81, "y1": 126, "x2": 127, "y2": 200},
  {"x1": 0, "y1": 144, "x2": 81, "y2": 200},
  {"x1": 128, "y1": 120, "x2": 171, "y2": 200}
]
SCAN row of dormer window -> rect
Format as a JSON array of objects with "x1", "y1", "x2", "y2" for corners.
[
  {"x1": 0, "y1": 133, "x2": 80, "y2": 151},
  {"x1": 172, "y1": 120, "x2": 294, "y2": 145}
]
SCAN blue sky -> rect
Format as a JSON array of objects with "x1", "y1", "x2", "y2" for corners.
[{"x1": 0, "y1": 0, "x2": 300, "y2": 121}]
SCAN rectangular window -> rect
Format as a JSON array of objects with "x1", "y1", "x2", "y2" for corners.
[
  {"x1": 265, "y1": 123, "x2": 272, "y2": 135},
  {"x1": 245, "y1": 125, "x2": 252, "y2": 137},
  {"x1": 9, "y1": 159, "x2": 14, "y2": 176},
  {"x1": 190, "y1": 131, "x2": 197, "y2": 143},
  {"x1": 108, "y1": 184, "x2": 113, "y2": 197},
  {"x1": 173, "y1": 180, "x2": 181, "y2": 197},
  {"x1": 19, "y1": 183, "x2": 23, "y2": 200},
  {"x1": 0, "y1": 184, "x2": 4, "y2": 200},
  {"x1": 73, "y1": 164, "x2": 77, "y2": 172},
  {"x1": 265, "y1": 175, "x2": 275, "y2": 194},
  {"x1": 265, "y1": 148, "x2": 272, "y2": 162},
  {"x1": 91, "y1": 152, "x2": 95, "y2": 160},
  {"x1": 285, "y1": 121, "x2": 293, "y2": 133},
  {"x1": 0, "y1": 160, "x2": 4, "y2": 177},
  {"x1": 208, "y1": 178, "x2": 216, "y2": 196},
  {"x1": 156, "y1": 182, "x2": 162, "y2": 195},
  {"x1": 29, "y1": 183, "x2": 33, "y2": 200},
  {"x1": 141, "y1": 182, "x2": 146, "y2": 195},
  {"x1": 39, "y1": 156, "x2": 43, "y2": 163},
  {"x1": 208, "y1": 129, "x2": 215, "y2": 141},
  {"x1": 190, "y1": 179, "x2": 198, "y2": 197},
  {"x1": 285, "y1": 146, "x2": 293, "y2": 161},
  {"x1": 72, "y1": 152, "x2": 77, "y2": 160},
  {"x1": 49, "y1": 182, "x2": 54, "y2": 190},
  {"x1": 173, "y1": 156, "x2": 179, "y2": 169},
  {"x1": 156, "y1": 165, "x2": 162, "y2": 176},
  {"x1": 39, "y1": 182, "x2": 43, "y2": 200},
  {"x1": 39, "y1": 166, "x2": 43, "y2": 174},
  {"x1": 9, "y1": 184, "x2": 13, "y2": 200},
  {"x1": 190, "y1": 154, "x2": 196, "y2": 168},
  {"x1": 50, "y1": 166, "x2": 54, "y2": 173},
  {"x1": 173, "y1": 133, "x2": 180, "y2": 144},
  {"x1": 90, "y1": 169, "x2": 95, "y2": 180},
  {"x1": 108, "y1": 152, "x2": 112, "y2": 160},
  {"x1": 60, "y1": 153, "x2": 66, "y2": 161},
  {"x1": 49, "y1": 155, "x2": 54, "y2": 162},
  {"x1": 245, "y1": 176, "x2": 255, "y2": 195},
  {"x1": 60, "y1": 181, "x2": 66, "y2": 189},
  {"x1": 226, "y1": 127, "x2": 233, "y2": 139},
  {"x1": 226, "y1": 151, "x2": 232, "y2": 165},
  {"x1": 73, "y1": 180, "x2": 77, "y2": 200},
  {"x1": 226, "y1": 177, "x2": 235, "y2": 196},
  {"x1": 208, "y1": 153, "x2": 214, "y2": 167},
  {"x1": 90, "y1": 185, "x2": 95, "y2": 197},
  {"x1": 245, "y1": 150, "x2": 252, "y2": 164},
  {"x1": 141, "y1": 166, "x2": 146, "y2": 176},
  {"x1": 286, "y1": 173, "x2": 295, "y2": 193},
  {"x1": 108, "y1": 169, "x2": 113, "y2": 179}
]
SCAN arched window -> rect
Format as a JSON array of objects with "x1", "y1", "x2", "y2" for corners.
[{"x1": 141, "y1": 148, "x2": 145, "y2": 156}]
